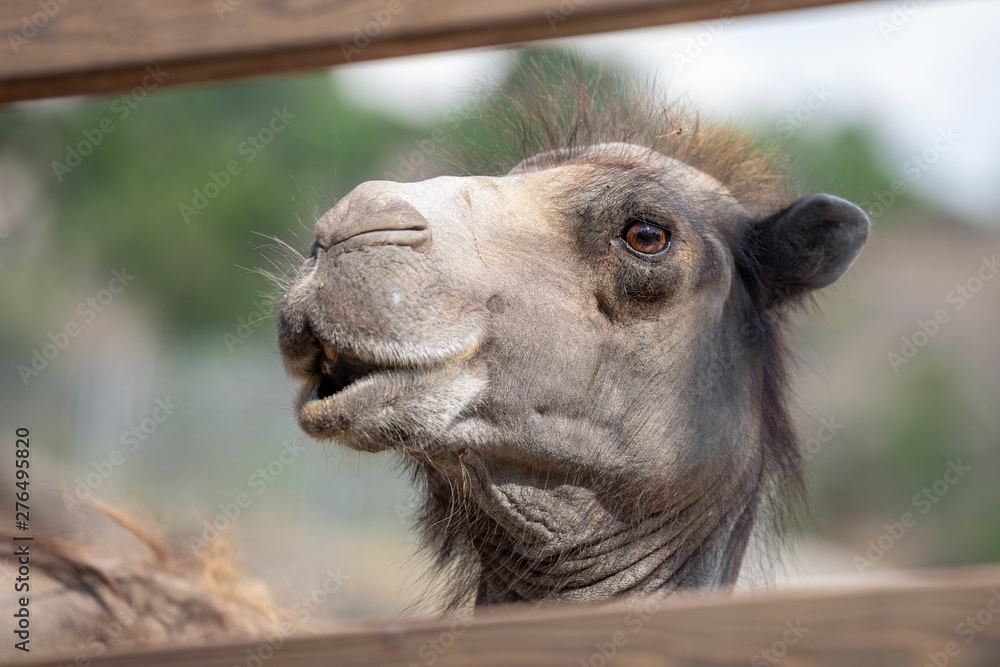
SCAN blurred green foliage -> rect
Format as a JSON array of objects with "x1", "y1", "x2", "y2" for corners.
[
  {"x1": 0, "y1": 74, "x2": 417, "y2": 335},
  {"x1": 780, "y1": 124, "x2": 943, "y2": 230},
  {"x1": 784, "y1": 124, "x2": 902, "y2": 205},
  {"x1": 810, "y1": 357, "x2": 1000, "y2": 566}
]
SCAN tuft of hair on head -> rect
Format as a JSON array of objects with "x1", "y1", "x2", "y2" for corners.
[{"x1": 437, "y1": 47, "x2": 792, "y2": 218}]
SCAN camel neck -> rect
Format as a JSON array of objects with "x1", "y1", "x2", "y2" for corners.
[{"x1": 469, "y1": 489, "x2": 754, "y2": 606}]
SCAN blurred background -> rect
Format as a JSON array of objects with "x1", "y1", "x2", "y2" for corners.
[{"x1": 1, "y1": 0, "x2": 998, "y2": 622}]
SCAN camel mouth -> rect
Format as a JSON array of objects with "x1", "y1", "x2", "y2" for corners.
[
  {"x1": 315, "y1": 348, "x2": 387, "y2": 400},
  {"x1": 293, "y1": 338, "x2": 481, "y2": 442},
  {"x1": 294, "y1": 351, "x2": 410, "y2": 441},
  {"x1": 297, "y1": 346, "x2": 408, "y2": 411}
]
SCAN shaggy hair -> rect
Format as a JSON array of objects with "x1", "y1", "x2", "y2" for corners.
[
  {"x1": 0, "y1": 500, "x2": 285, "y2": 656},
  {"x1": 444, "y1": 50, "x2": 791, "y2": 216}
]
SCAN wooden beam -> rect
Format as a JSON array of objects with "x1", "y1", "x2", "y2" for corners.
[
  {"x1": 22, "y1": 566, "x2": 1000, "y2": 666},
  {"x1": 0, "y1": 0, "x2": 867, "y2": 104}
]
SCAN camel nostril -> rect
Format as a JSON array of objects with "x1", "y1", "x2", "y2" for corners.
[{"x1": 308, "y1": 241, "x2": 320, "y2": 258}]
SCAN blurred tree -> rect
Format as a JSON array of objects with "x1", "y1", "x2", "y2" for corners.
[
  {"x1": 780, "y1": 123, "x2": 936, "y2": 228},
  {"x1": 811, "y1": 358, "x2": 997, "y2": 565},
  {"x1": 0, "y1": 73, "x2": 417, "y2": 335},
  {"x1": 440, "y1": 48, "x2": 637, "y2": 176}
]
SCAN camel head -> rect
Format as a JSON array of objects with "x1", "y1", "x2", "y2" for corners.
[{"x1": 277, "y1": 79, "x2": 869, "y2": 607}]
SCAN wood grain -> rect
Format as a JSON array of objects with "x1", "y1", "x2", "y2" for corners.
[
  {"x1": 16, "y1": 566, "x2": 1000, "y2": 666},
  {"x1": 0, "y1": 0, "x2": 866, "y2": 104}
]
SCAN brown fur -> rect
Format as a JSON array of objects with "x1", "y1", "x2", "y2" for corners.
[{"x1": 0, "y1": 500, "x2": 285, "y2": 658}]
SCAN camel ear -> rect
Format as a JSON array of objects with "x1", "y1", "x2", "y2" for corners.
[{"x1": 750, "y1": 194, "x2": 869, "y2": 307}]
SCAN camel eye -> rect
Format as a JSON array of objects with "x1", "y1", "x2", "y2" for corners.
[{"x1": 623, "y1": 220, "x2": 670, "y2": 255}]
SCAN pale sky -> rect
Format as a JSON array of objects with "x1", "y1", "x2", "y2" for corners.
[{"x1": 336, "y1": 0, "x2": 1000, "y2": 222}]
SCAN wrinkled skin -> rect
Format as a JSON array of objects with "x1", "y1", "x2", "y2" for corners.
[{"x1": 278, "y1": 143, "x2": 869, "y2": 605}]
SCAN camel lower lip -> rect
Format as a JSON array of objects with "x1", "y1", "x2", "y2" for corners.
[
  {"x1": 316, "y1": 350, "x2": 386, "y2": 397},
  {"x1": 300, "y1": 360, "x2": 402, "y2": 406},
  {"x1": 293, "y1": 340, "x2": 480, "y2": 439},
  {"x1": 295, "y1": 367, "x2": 404, "y2": 438}
]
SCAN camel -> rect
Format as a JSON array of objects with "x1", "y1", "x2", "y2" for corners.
[
  {"x1": 10, "y1": 58, "x2": 868, "y2": 656},
  {"x1": 277, "y1": 60, "x2": 869, "y2": 608}
]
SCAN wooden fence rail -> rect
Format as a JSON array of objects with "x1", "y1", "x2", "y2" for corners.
[
  {"x1": 0, "y1": 0, "x2": 867, "y2": 104},
  {"x1": 15, "y1": 566, "x2": 1000, "y2": 667}
]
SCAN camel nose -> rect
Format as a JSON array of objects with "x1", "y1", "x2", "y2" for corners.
[{"x1": 313, "y1": 183, "x2": 431, "y2": 252}]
